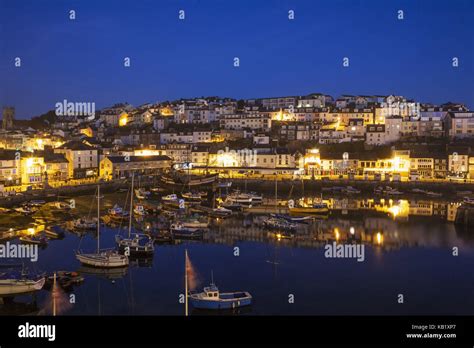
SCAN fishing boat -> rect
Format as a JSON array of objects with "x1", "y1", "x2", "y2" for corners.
[
  {"x1": 76, "y1": 186, "x2": 129, "y2": 268},
  {"x1": 209, "y1": 206, "x2": 233, "y2": 218},
  {"x1": 189, "y1": 273, "x2": 252, "y2": 310},
  {"x1": 170, "y1": 223, "x2": 204, "y2": 239},
  {"x1": 411, "y1": 188, "x2": 427, "y2": 194},
  {"x1": 0, "y1": 272, "x2": 45, "y2": 296}
]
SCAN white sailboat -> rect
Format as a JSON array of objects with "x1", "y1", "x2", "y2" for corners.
[
  {"x1": 76, "y1": 185, "x2": 129, "y2": 268},
  {"x1": 115, "y1": 173, "x2": 154, "y2": 257},
  {"x1": 0, "y1": 272, "x2": 45, "y2": 296}
]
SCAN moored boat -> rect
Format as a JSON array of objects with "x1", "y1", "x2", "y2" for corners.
[
  {"x1": 189, "y1": 281, "x2": 252, "y2": 310},
  {"x1": 170, "y1": 223, "x2": 204, "y2": 239},
  {"x1": 289, "y1": 202, "x2": 329, "y2": 215},
  {"x1": 209, "y1": 206, "x2": 233, "y2": 218},
  {"x1": 0, "y1": 272, "x2": 45, "y2": 296},
  {"x1": 76, "y1": 185, "x2": 129, "y2": 268}
]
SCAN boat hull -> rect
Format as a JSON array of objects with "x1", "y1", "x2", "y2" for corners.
[
  {"x1": 189, "y1": 293, "x2": 252, "y2": 310},
  {"x1": 76, "y1": 253, "x2": 129, "y2": 268},
  {"x1": 0, "y1": 278, "x2": 45, "y2": 296}
]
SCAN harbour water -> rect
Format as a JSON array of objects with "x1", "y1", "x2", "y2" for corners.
[{"x1": 1, "y1": 193, "x2": 474, "y2": 316}]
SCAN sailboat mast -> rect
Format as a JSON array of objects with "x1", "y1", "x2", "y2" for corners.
[
  {"x1": 274, "y1": 174, "x2": 278, "y2": 210},
  {"x1": 53, "y1": 272, "x2": 57, "y2": 316},
  {"x1": 185, "y1": 249, "x2": 188, "y2": 317},
  {"x1": 97, "y1": 185, "x2": 100, "y2": 253},
  {"x1": 128, "y1": 172, "x2": 134, "y2": 238}
]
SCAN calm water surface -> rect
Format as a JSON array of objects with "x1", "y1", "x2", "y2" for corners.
[{"x1": 3, "y1": 195, "x2": 474, "y2": 316}]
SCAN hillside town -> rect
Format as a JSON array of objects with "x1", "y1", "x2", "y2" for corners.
[{"x1": 1, "y1": 93, "x2": 474, "y2": 194}]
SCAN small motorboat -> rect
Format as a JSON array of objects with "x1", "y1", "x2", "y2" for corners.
[
  {"x1": 176, "y1": 216, "x2": 209, "y2": 229},
  {"x1": 217, "y1": 181, "x2": 232, "y2": 188},
  {"x1": 53, "y1": 201, "x2": 72, "y2": 210},
  {"x1": 181, "y1": 192, "x2": 203, "y2": 202},
  {"x1": 209, "y1": 207, "x2": 233, "y2": 218},
  {"x1": 108, "y1": 204, "x2": 129, "y2": 218},
  {"x1": 463, "y1": 197, "x2": 474, "y2": 205},
  {"x1": 220, "y1": 199, "x2": 243, "y2": 212},
  {"x1": 271, "y1": 214, "x2": 313, "y2": 223},
  {"x1": 189, "y1": 281, "x2": 252, "y2": 310},
  {"x1": 72, "y1": 218, "x2": 97, "y2": 230},
  {"x1": 135, "y1": 188, "x2": 150, "y2": 200},
  {"x1": 262, "y1": 217, "x2": 297, "y2": 231},
  {"x1": 170, "y1": 223, "x2": 204, "y2": 239},
  {"x1": 133, "y1": 205, "x2": 147, "y2": 216},
  {"x1": 115, "y1": 234, "x2": 155, "y2": 257},
  {"x1": 28, "y1": 200, "x2": 46, "y2": 207},
  {"x1": 162, "y1": 194, "x2": 178, "y2": 203},
  {"x1": 44, "y1": 271, "x2": 84, "y2": 291}
]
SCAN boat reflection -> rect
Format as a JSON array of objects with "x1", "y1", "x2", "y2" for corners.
[
  {"x1": 0, "y1": 297, "x2": 39, "y2": 316},
  {"x1": 77, "y1": 266, "x2": 128, "y2": 280}
]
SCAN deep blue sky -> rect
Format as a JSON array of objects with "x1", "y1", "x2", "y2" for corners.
[{"x1": 1, "y1": 0, "x2": 473, "y2": 119}]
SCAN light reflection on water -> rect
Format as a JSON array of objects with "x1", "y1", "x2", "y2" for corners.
[{"x1": 1, "y1": 195, "x2": 473, "y2": 316}]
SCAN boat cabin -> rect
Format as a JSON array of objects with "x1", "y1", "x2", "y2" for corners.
[{"x1": 203, "y1": 285, "x2": 220, "y2": 299}]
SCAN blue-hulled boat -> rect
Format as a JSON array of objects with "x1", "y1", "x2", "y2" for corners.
[{"x1": 189, "y1": 281, "x2": 252, "y2": 310}]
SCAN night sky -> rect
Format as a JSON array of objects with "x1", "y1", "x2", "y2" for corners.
[{"x1": 1, "y1": 0, "x2": 473, "y2": 119}]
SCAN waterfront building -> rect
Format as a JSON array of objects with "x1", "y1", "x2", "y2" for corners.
[
  {"x1": 99, "y1": 155, "x2": 171, "y2": 180},
  {"x1": 0, "y1": 150, "x2": 21, "y2": 187},
  {"x1": 54, "y1": 140, "x2": 99, "y2": 179}
]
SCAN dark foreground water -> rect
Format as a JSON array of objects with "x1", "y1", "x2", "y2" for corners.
[{"x1": 2, "y1": 198, "x2": 474, "y2": 316}]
